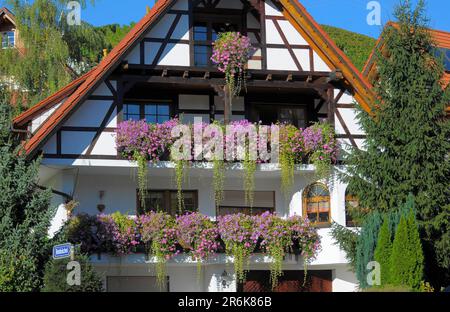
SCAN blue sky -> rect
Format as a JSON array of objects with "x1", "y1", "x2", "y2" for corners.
[{"x1": 2, "y1": 0, "x2": 449, "y2": 38}]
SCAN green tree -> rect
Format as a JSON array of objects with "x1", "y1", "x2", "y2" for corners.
[
  {"x1": 0, "y1": 0, "x2": 104, "y2": 114},
  {"x1": 342, "y1": 0, "x2": 450, "y2": 288},
  {"x1": 355, "y1": 210, "x2": 383, "y2": 288},
  {"x1": 97, "y1": 23, "x2": 136, "y2": 51},
  {"x1": 390, "y1": 211, "x2": 424, "y2": 290},
  {"x1": 374, "y1": 217, "x2": 393, "y2": 286},
  {"x1": 0, "y1": 88, "x2": 54, "y2": 291},
  {"x1": 42, "y1": 254, "x2": 103, "y2": 292}
]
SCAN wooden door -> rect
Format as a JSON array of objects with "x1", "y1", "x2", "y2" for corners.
[{"x1": 239, "y1": 270, "x2": 332, "y2": 292}]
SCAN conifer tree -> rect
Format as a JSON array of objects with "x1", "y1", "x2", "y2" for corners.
[
  {"x1": 374, "y1": 217, "x2": 393, "y2": 286},
  {"x1": 390, "y1": 215, "x2": 409, "y2": 287},
  {"x1": 390, "y1": 212, "x2": 424, "y2": 290},
  {"x1": 342, "y1": 0, "x2": 450, "y2": 288},
  {"x1": 0, "y1": 88, "x2": 54, "y2": 291}
]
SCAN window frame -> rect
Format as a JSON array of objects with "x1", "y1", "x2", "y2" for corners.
[
  {"x1": 192, "y1": 13, "x2": 243, "y2": 68},
  {"x1": 137, "y1": 189, "x2": 199, "y2": 216},
  {"x1": 1, "y1": 31, "x2": 15, "y2": 49},
  {"x1": 302, "y1": 183, "x2": 331, "y2": 227},
  {"x1": 216, "y1": 190, "x2": 276, "y2": 217},
  {"x1": 123, "y1": 99, "x2": 173, "y2": 124},
  {"x1": 254, "y1": 103, "x2": 310, "y2": 129},
  {"x1": 345, "y1": 193, "x2": 359, "y2": 227}
]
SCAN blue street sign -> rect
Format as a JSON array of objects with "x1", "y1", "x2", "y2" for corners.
[{"x1": 53, "y1": 243, "x2": 72, "y2": 260}]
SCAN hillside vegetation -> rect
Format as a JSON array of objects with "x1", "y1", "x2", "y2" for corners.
[{"x1": 321, "y1": 24, "x2": 377, "y2": 71}]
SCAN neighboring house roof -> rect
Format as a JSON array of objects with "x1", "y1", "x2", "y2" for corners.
[
  {"x1": 0, "y1": 7, "x2": 16, "y2": 24},
  {"x1": 363, "y1": 21, "x2": 450, "y2": 92},
  {"x1": 15, "y1": 0, "x2": 376, "y2": 157}
]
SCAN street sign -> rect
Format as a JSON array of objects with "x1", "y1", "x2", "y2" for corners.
[{"x1": 53, "y1": 243, "x2": 72, "y2": 260}]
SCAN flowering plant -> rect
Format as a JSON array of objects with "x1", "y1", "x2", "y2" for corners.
[
  {"x1": 211, "y1": 32, "x2": 252, "y2": 97},
  {"x1": 288, "y1": 215, "x2": 321, "y2": 262},
  {"x1": 97, "y1": 213, "x2": 139, "y2": 255},
  {"x1": 176, "y1": 212, "x2": 219, "y2": 261},
  {"x1": 217, "y1": 213, "x2": 259, "y2": 282},
  {"x1": 66, "y1": 211, "x2": 321, "y2": 288},
  {"x1": 302, "y1": 123, "x2": 339, "y2": 179},
  {"x1": 116, "y1": 119, "x2": 180, "y2": 206},
  {"x1": 137, "y1": 212, "x2": 179, "y2": 288},
  {"x1": 255, "y1": 212, "x2": 293, "y2": 288}
]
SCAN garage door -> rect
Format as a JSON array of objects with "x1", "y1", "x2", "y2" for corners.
[
  {"x1": 238, "y1": 270, "x2": 332, "y2": 292},
  {"x1": 106, "y1": 276, "x2": 168, "y2": 292}
]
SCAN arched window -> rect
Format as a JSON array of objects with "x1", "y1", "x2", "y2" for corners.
[
  {"x1": 345, "y1": 190, "x2": 359, "y2": 227},
  {"x1": 303, "y1": 183, "x2": 330, "y2": 225}
]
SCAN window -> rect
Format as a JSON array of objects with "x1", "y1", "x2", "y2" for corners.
[
  {"x1": 123, "y1": 102, "x2": 171, "y2": 124},
  {"x1": 345, "y1": 191, "x2": 359, "y2": 227},
  {"x1": 138, "y1": 190, "x2": 198, "y2": 216},
  {"x1": 217, "y1": 191, "x2": 275, "y2": 216},
  {"x1": 193, "y1": 15, "x2": 241, "y2": 67},
  {"x1": 433, "y1": 48, "x2": 450, "y2": 71},
  {"x1": 1, "y1": 31, "x2": 14, "y2": 49},
  {"x1": 256, "y1": 104, "x2": 308, "y2": 129},
  {"x1": 303, "y1": 183, "x2": 330, "y2": 225}
]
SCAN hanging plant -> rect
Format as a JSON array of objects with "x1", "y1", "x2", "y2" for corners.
[
  {"x1": 288, "y1": 215, "x2": 321, "y2": 285},
  {"x1": 279, "y1": 124, "x2": 298, "y2": 196},
  {"x1": 303, "y1": 123, "x2": 339, "y2": 180},
  {"x1": 256, "y1": 212, "x2": 293, "y2": 289},
  {"x1": 174, "y1": 159, "x2": 188, "y2": 214},
  {"x1": 213, "y1": 157, "x2": 225, "y2": 208},
  {"x1": 135, "y1": 151, "x2": 148, "y2": 207},
  {"x1": 243, "y1": 149, "x2": 257, "y2": 208},
  {"x1": 217, "y1": 213, "x2": 258, "y2": 283},
  {"x1": 176, "y1": 213, "x2": 219, "y2": 280},
  {"x1": 116, "y1": 119, "x2": 180, "y2": 207},
  {"x1": 138, "y1": 212, "x2": 179, "y2": 289},
  {"x1": 211, "y1": 32, "x2": 252, "y2": 98}
]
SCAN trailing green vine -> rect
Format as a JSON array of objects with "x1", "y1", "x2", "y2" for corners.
[
  {"x1": 213, "y1": 158, "x2": 225, "y2": 208},
  {"x1": 134, "y1": 151, "x2": 148, "y2": 209},
  {"x1": 151, "y1": 240, "x2": 168, "y2": 289},
  {"x1": 174, "y1": 159, "x2": 188, "y2": 214},
  {"x1": 243, "y1": 149, "x2": 256, "y2": 208}
]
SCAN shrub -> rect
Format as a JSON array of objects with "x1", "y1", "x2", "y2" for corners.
[
  {"x1": 374, "y1": 217, "x2": 393, "y2": 285},
  {"x1": 390, "y1": 211, "x2": 424, "y2": 290},
  {"x1": 42, "y1": 254, "x2": 103, "y2": 292}
]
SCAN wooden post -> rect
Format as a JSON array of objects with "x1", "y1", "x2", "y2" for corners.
[{"x1": 327, "y1": 88, "x2": 335, "y2": 126}]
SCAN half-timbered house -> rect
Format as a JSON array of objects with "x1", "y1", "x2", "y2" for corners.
[{"x1": 13, "y1": 0, "x2": 374, "y2": 292}]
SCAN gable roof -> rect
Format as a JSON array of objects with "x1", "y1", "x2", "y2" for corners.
[
  {"x1": 16, "y1": 0, "x2": 375, "y2": 157},
  {"x1": 363, "y1": 21, "x2": 450, "y2": 89},
  {"x1": 0, "y1": 7, "x2": 15, "y2": 24}
]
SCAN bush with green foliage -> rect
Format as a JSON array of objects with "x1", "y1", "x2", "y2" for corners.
[
  {"x1": 42, "y1": 254, "x2": 103, "y2": 292},
  {"x1": 390, "y1": 211, "x2": 424, "y2": 290},
  {"x1": 330, "y1": 222, "x2": 359, "y2": 269},
  {"x1": 374, "y1": 217, "x2": 393, "y2": 285}
]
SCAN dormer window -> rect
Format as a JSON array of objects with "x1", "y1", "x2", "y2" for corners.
[{"x1": 1, "y1": 31, "x2": 14, "y2": 49}]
